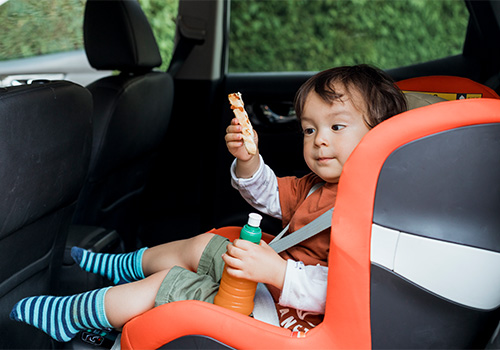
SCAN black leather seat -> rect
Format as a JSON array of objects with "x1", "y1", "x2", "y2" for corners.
[
  {"x1": 72, "y1": 0, "x2": 174, "y2": 249},
  {"x1": 0, "y1": 81, "x2": 92, "y2": 349}
]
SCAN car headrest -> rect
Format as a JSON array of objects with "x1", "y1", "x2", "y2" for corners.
[{"x1": 84, "y1": 0, "x2": 162, "y2": 72}]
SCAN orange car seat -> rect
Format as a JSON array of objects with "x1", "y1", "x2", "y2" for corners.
[
  {"x1": 120, "y1": 96, "x2": 500, "y2": 349},
  {"x1": 397, "y1": 75, "x2": 500, "y2": 100}
]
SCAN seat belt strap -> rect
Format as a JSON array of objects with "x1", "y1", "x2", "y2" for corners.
[
  {"x1": 167, "y1": 36, "x2": 200, "y2": 76},
  {"x1": 269, "y1": 182, "x2": 324, "y2": 244},
  {"x1": 268, "y1": 181, "x2": 333, "y2": 253},
  {"x1": 167, "y1": 16, "x2": 205, "y2": 76},
  {"x1": 269, "y1": 208, "x2": 334, "y2": 254}
]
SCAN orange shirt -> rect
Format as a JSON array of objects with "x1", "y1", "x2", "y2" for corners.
[{"x1": 277, "y1": 173, "x2": 338, "y2": 266}]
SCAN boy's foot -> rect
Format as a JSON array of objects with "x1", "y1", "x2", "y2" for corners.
[
  {"x1": 10, "y1": 287, "x2": 112, "y2": 342},
  {"x1": 71, "y1": 247, "x2": 147, "y2": 285}
]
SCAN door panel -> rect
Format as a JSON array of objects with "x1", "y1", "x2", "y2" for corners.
[
  {"x1": 140, "y1": 0, "x2": 500, "y2": 245},
  {"x1": 0, "y1": 50, "x2": 110, "y2": 88}
]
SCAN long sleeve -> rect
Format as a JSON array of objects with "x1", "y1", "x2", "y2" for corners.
[
  {"x1": 230, "y1": 155, "x2": 282, "y2": 219},
  {"x1": 278, "y1": 260, "x2": 328, "y2": 313}
]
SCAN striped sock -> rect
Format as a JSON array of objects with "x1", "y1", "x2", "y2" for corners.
[
  {"x1": 9, "y1": 287, "x2": 112, "y2": 343},
  {"x1": 71, "y1": 247, "x2": 147, "y2": 285}
]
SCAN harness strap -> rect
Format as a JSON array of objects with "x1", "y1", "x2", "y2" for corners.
[
  {"x1": 269, "y1": 182, "x2": 334, "y2": 253},
  {"x1": 269, "y1": 207, "x2": 334, "y2": 253}
]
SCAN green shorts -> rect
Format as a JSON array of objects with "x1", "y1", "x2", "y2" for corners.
[{"x1": 154, "y1": 234, "x2": 230, "y2": 307}]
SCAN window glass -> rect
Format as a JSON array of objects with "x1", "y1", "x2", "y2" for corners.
[
  {"x1": 0, "y1": 0, "x2": 85, "y2": 61},
  {"x1": 228, "y1": 0, "x2": 469, "y2": 73},
  {"x1": 139, "y1": 0, "x2": 178, "y2": 71},
  {"x1": 0, "y1": 0, "x2": 178, "y2": 71}
]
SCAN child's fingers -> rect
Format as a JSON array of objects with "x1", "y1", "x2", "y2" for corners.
[
  {"x1": 224, "y1": 131, "x2": 242, "y2": 142},
  {"x1": 226, "y1": 123, "x2": 242, "y2": 135},
  {"x1": 225, "y1": 241, "x2": 244, "y2": 257},
  {"x1": 224, "y1": 128, "x2": 244, "y2": 149},
  {"x1": 224, "y1": 265, "x2": 245, "y2": 280},
  {"x1": 231, "y1": 239, "x2": 257, "y2": 249},
  {"x1": 222, "y1": 252, "x2": 243, "y2": 270}
]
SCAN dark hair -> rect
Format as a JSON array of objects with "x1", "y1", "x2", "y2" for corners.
[{"x1": 294, "y1": 64, "x2": 407, "y2": 128}]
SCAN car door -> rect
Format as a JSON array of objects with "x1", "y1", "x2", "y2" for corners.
[
  {"x1": 225, "y1": 0, "x2": 471, "y2": 228},
  {"x1": 139, "y1": 0, "x2": 500, "y2": 246}
]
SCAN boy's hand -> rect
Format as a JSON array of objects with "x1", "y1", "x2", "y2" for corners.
[
  {"x1": 222, "y1": 239, "x2": 287, "y2": 291},
  {"x1": 225, "y1": 118, "x2": 259, "y2": 162},
  {"x1": 225, "y1": 118, "x2": 261, "y2": 178}
]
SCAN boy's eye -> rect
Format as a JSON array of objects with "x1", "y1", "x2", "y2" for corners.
[
  {"x1": 332, "y1": 124, "x2": 345, "y2": 131},
  {"x1": 303, "y1": 128, "x2": 315, "y2": 135}
]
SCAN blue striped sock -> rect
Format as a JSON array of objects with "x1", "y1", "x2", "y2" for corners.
[
  {"x1": 71, "y1": 247, "x2": 147, "y2": 285},
  {"x1": 9, "y1": 287, "x2": 112, "y2": 342}
]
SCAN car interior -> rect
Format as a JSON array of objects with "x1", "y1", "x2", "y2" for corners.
[
  {"x1": 71, "y1": 0, "x2": 175, "y2": 251},
  {"x1": 0, "y1": 0, "x2": 499, "y2": 349}
]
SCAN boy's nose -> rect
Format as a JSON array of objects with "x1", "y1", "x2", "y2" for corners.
[{"x1": 314, "y1": 130, "x2": 329, "y2": 147}]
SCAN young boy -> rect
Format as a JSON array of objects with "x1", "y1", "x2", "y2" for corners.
[{"x1": 10, "y1": 64, "x2": 407, "y2": 341}]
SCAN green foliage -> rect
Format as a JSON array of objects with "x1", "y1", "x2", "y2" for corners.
[
  {"x1": 0, "y1": 0, "x2": 468, "y2": 73},
  {"x1": 228, "y1": 0, "x2": 469, "y2": 72},
  {"x1": 138, "y1": 0, "x2": 178, "y2": 71},
  {"x1": 0, "y1": 0, "x2": 86, "y2": 60},
  {"x1": 0, "y1": 0, "x2": 178, "y2": 71}
]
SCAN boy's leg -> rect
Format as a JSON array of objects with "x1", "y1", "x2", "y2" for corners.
[
  {"x1": 155, "y1": 234, "x2": 230, "y2": 306},
  {"x1": 71, "y1": 232, "x2": 215, "y2": 284},
  {"x1": 105, "y1": 270, "x2": 168, "y2": 328},
  {"x1": 141, "y1": 233, "x2": 216, "y2": 276},
  {"x1": 10, "y1": 270, "x2": 168, "y2": 342},
  {"x1": 10, "y1": 288, "x2": 113, "y2": 342},
  {"x1": 71, "y1": 247, "x2": 148, "y2": 285}
]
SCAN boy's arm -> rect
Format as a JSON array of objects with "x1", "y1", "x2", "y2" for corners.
[
  {"x1": 278, "y1": 261, "x2": 328, "y2": 313},
  {"x1": 234, "y1": 154, "x2": 261, "y2": 179},
  {"x1": 230, "y1": 155, "x2": 282, "y2": 219},
  {"x1": 226, "y1": 116, "x2": 282, "y2": 218}
]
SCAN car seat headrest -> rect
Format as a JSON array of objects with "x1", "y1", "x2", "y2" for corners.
[
  {"x1": 84, "y1": 0, "x2": 162, "y2": 72},
  {"x1": 397, "y1": 75, "x2": 500, "y2": 99},
  {"x1": 404, "y1": 92, "x2": 447, "y2": 110}
]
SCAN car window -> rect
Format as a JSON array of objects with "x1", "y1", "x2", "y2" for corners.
[
  {"x1": 139, "y1": 0, "x2": 179, "y2": 71},
  {"x1": 228, "y1": 0, "x2": 469, "y2": 73},
  {"x1": 0, "y1": 0, "x2": 178, "y2": 71},
  {"x1": 0, "y1": 0, "x2": 85, "y2": 61}
]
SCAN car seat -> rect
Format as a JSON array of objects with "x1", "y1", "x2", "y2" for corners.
[
  {"x1": 72, "y1": 0, "x2": 174, "y2": 250},
  {"x1": 120, "y1": 97, "x2": 500, "y2": 349},
  {"x1": 397, "y1": 75, "x2": 500, "y2": 100},
  {"x1": 0, "y1": 81, "x2": 92, "y2": 349}
]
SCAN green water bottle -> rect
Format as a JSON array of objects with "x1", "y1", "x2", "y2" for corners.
[{"x1": 214, "y1": 213, "x2": 262, "y2": 315}]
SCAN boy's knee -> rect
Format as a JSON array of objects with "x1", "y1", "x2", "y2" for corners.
[
  {"x1": 185, "y1": 233, "x2": 215, "y2": 269},
  {"x1": 193, "y1": 233, "x2": 216, "y2": 252}
]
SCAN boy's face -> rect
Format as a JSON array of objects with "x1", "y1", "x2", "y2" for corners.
[{"x1": 300, "y1": 87, "x2": 370, "y2": 183}]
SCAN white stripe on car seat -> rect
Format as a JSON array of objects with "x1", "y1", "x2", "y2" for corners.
[{"x1": 371, "y1": 223, "x2": 500, "y2": 310}]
